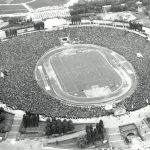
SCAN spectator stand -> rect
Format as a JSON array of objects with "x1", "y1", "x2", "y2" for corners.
[
  {"x1": 1, "y1": 18, "x2": 147, "y2": 42},
  {"x1": 0, "y1": 19, "x2": 150, "y2": 119}
]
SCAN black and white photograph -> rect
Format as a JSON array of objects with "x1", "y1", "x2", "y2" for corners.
[{"x1": 0, "y1": 0, "x2": 150, "y2": 150}]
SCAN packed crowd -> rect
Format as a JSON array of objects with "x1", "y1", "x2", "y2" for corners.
[{"x1": 0, "y1": 26, "x2": 150, "y2": 118}]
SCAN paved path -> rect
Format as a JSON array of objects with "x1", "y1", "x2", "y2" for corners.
[
  {"x1": 7, "y1": 115, "x2": 23, "y2": 140},
  {"x1": 43, "y1": 130, "x2": 85, "y2": 144}
]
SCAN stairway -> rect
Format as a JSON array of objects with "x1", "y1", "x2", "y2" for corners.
[{"x1": 7, "y1": 115, "x2": 22, "y2": 140}]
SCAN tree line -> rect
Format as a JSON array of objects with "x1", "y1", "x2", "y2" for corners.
[
  {"x1": 8, "y1": 17, "x2": 23, "y2": 25},
  {"x1": 70, "y1": 2, "x2": 102, "y2": 16},
  {"x1": 34, "y1": 21, "x2": 45, "y2": 30},
  {"x1": 5, "y1": 29, "x2": 18, "y2": 38},
  {"x1": 45, "y1": 117, "x2": 74, "y2": 136},
  {"x1": 23, "y1": 112, "x2": 39, "y2": 128},
  {"x1": 70, "y1": 0, "x2": 142, "y2": 16},
  {"x1": 71, "y1": 15, "x2": 81, "y2": 25},
  {"x1": 110, "y1": 4, "x2": 128, "y2": 12},
  {"x1": 77, "y1": 120, "x2": 105, "y2": 148},
  {"x1": 129, "y1": 21, "x2": 143, "y2": 32},
  {"x1": 0, "y1": 107, "x2": 5, "y2": 124}
]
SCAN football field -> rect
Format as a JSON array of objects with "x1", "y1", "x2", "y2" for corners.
[
  {"x1": 35, "y1": 44, "x2": 136, "y2": 105},
  {"x1": 50, "y1": 48, "x2": 122, "y2": 98}
]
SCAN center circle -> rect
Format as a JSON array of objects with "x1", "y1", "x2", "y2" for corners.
[{"x1": 35, "y1": 44, "x2": 137, "y2": 106}]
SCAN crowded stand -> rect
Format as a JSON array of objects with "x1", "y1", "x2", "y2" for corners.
[{"x1": 0, "y1": 25, "x2": 150, "y2": 119}]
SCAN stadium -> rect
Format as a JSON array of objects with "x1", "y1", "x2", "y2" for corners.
[
  {"x1": 0, "y1": 25, "x2": 149, "y2": 118},
  {"x1": 1, "y1": 0, "x2": 150, "y2": 149}
]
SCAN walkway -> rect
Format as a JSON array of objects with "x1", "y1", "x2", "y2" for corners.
[
  {"x1": 7, "y1": 115, "x2": 23, "y2": 140},
  {"x1": 43, "y1": 130, "x2": 85, "y2": 144}
]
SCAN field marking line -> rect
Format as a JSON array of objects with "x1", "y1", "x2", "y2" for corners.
[{"x1": 38, "y1": 65, "x2": 50, "y2": 91}]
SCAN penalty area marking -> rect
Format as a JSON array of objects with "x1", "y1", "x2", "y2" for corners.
[{"x1": 38, "y1": 66, "x2": 50, "y2": 91}]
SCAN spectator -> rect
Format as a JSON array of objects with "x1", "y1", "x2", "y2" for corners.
[{"x1": 0, "y1": 25, "x2": 149, "y2": 118}]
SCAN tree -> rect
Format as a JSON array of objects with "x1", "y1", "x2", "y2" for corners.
[
  {"x1": 96, "y1": 123, "x2": 100, "y2": 134},
  {"x1": 68, "y1": 120, "x2": 74, "y2": 131},
  {"x1": 9, "y1": 17, "x2": 22, "y2": 25},
  {"x1": 0, "y1": 107, "x2": 4, "y2": 114},
  {"x1": 142, "y1": 0, "x2": 150, "y2": 6},
  {"x1": 86, "y1": 125, "x2": 90, "y2": 133},
  {"x1": 51, "y1": 123, "x2": 56, "y2": 134},
  {"x1": 0, "y1": 114, "x2": 5, "y2": 123},
  {"x1": 93, "y1": 128, "x2": 99, "y2": 141},
  {"x1": 77, "y1": 137, "x2": 87, "y2": 148},
  {"x1": 101, "y1": 128, "x2": 104, "y2": 140},
  {"x1": 5, "y1": 29, "x2": 17, "y2": 38},
  {"x1": 35, "y1": 114, "x2": 39, "y2": 126},
  {"x1": 45, "y1": 126, "x2": 52, "y2": 136},
  {"x1": 86, "y1": 130, "x2": 92, "y2": 144},
  {"x1": 34, "y1": 21, "x2": 45, "y2": 30},
  {"x1": 46, "y1": 118, "x2": 51, "y2": 123},
  {"x1": 110, "y1": 5, "x2": 123, "y2": 12},
  {"x1": 62, "y1": 119, "x2": 68, "y2": 133},
  {"x1": 89, "y1": 124, "x2": 94, "y2": 144},
  {"x1": 45, "y1": 118, "x2": 74, "y2": 136},
  {"x1": 56, "y1": 119, "x2": 63, "y2": 134},
  {"x1": 99, "y1": 120, "x2": 104, "y2": 129},
  {"x1": 143, "y1": 9, "x2": 149, "y2": 16},
  {"x1": 26, "y1": 114, "x2": 30, "y2": 127},
  {"x1": 52, "y1": 117, "x2": 56, "y2": 122},
  {"x1": 129, "y1": 21, "x2": 143, "y2": 32},
  {"x1": 30, "y1": 115, "x2": 34, "y2": 127},
  {"x1": 23, "y1": 114, "x2": 27, "y2": 128},
  {"x1": 22, "y1": 113, "x2": 39, "y2": 128},
  {"x1": 71, "y1": 15, "x2": 81, "y2": 25}
]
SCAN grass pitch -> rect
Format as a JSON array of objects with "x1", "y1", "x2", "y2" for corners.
[{"x1": 50, "y1": 46, "x2": 122, "y2": 98}]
